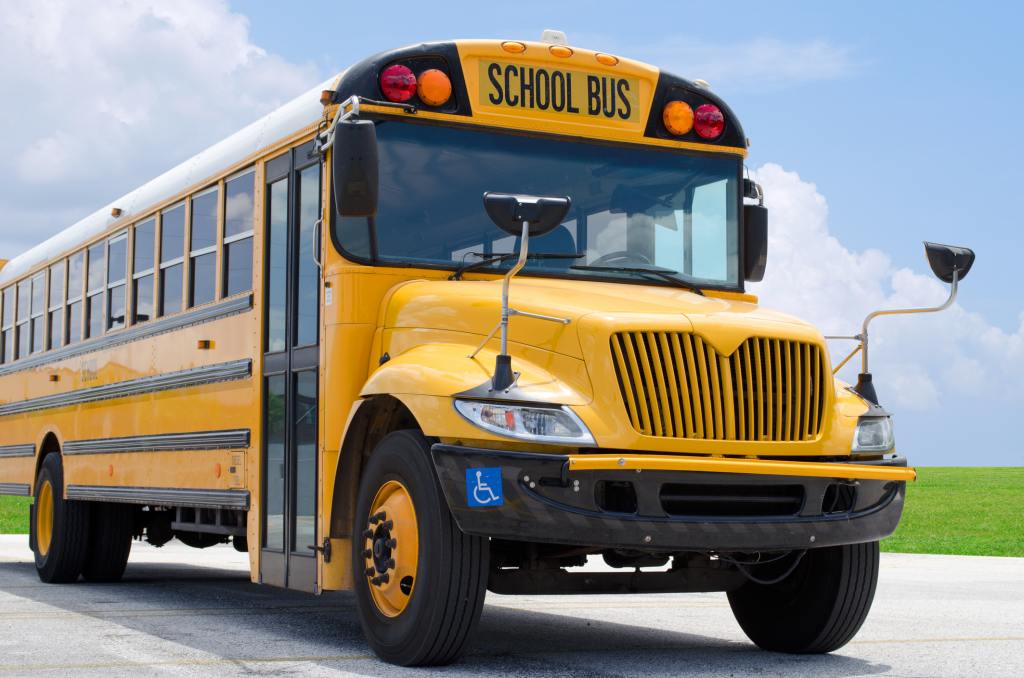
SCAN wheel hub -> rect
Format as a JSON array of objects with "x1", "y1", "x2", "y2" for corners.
[
  {"x1": 36, "y1": 479, "x2": 54, "y2": 557},
  {"x1": 363, "y1": 480, "x2": 419, "y2": 617}
]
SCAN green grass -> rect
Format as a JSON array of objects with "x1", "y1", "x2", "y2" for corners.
[
  {"x1": 882, "y1": 467, "x2": 1024, "y2": 557},
  {"x1": 0, "y1": 496, "x2": 31, "y2": 534},
  {"x1": 2, "y1": 468, "x2": 1021, "y2": 556}
]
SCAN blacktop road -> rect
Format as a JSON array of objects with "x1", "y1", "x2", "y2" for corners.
[{"x1": 0, "y1": 535, "x2": 1021, "y2": 677}]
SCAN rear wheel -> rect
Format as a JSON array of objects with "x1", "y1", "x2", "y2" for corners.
[
  {"x1": 727, "y1": 541, "x2": 880, "y2": 653},
  {"x1": 82, "y1": 503, "x2": 135, "y2": 582},
  {"x1": 352, "y1": 430, "x2": 488, "y2": 666},
  {"x1": 33, "y1": 453, "x2": 90, "y2": 583}
]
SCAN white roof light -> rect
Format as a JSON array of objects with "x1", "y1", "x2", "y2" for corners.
[{"x1": 540, "y1": 29, "x2": 568, "y2": 45}]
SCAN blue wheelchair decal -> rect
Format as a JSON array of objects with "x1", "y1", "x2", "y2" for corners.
[{"x1": 466, "y1": 467, "x2": 504, "y2": 507}]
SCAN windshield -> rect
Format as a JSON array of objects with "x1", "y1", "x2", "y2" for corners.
[{"x1": 336, "y1": 121, "x2": 741, "y2": 288}]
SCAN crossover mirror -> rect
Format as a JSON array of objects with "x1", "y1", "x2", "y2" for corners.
[
  {"x1": 332, "y1": 119, "x2": 379, "y2": 217},
  {"x1": 483, "y1": 192, "x2": 571, "y2": 237},
  {"x1": 924, "y1": 241, "x2": 975, "y2": 283},
  {"x1": 743, "y1": 204, "x2": 768, "y2": 282}
]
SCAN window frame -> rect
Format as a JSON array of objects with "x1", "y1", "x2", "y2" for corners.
[
  {"x1": 1, "y1": 286, "x2": 13, "y2": 364},
  {"x1": 132, "y1": 216, "x2": 157, "y2": 325},
  {"x1": 188, "y1": 184, "x2": 220, "y2": 309},
  {"x1": 105, "y1": 230, "x2": 129, "y2": 332},
  {"x1": 222, "y1": 167, "x2": 256, "y2": 298},
  {"x1": 158, "y1": 200, "x2": 187, "y2": 318}
]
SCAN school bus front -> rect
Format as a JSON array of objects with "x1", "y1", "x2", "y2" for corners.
[{"x1": 0, "y1": 36, "x2": 940, "y2": 669}]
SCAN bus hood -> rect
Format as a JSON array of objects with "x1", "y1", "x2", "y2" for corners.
[{"x1": 382, "y1": 277, "x2": 823, "y2": 360}]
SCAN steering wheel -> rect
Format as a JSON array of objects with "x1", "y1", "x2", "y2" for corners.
[{"x1": 589, "y1": 250, "x2": 652, "y2": 267}]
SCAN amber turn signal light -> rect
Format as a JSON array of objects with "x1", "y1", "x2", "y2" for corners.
[
  {"x1": 662, "y1": 101, "x2": 694, "y2": 136},
  {"x1": 418, "y1": 69, "x2": 452, "y2": 106}
]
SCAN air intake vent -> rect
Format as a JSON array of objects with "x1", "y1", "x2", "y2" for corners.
[{"x1": 610, "y1": 332, "x2": 827, "y2": 441}]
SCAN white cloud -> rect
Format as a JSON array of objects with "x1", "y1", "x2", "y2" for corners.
[
  {"x1": 646, "y1": 38, "x2": 856, "y2": 89},
  {"x1": 749, "y1": 163, "x2": 1024, "y2": 413},
  {"x1": 0, "y1": 0, "x2": 322, "y2": 257}
]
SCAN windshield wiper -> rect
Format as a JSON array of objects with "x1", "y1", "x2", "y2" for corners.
[
  {"x1": 570, "y1": 264, "x2": 705, "y2": 296},
  {"x1": 450, "y1": 252, "x2": 584, "y2": 280}
]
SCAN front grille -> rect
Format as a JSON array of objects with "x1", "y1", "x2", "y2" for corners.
[
  {"x1": 610, "y1": 332, "x2": 827, "y2": 441},
  {"x1": 660, "y1": 482, "x2": 805, "y2": 517}
]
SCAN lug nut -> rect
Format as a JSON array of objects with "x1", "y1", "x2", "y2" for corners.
[
  {"x1": 362, "y1": 549, "x2": 372, "y2": 559},
  {"x1": 364, "y1": 567, "x2": 376, "y2": 577},
  {"x1": 385, "y1": 538, "x2": 397, "y2": 549},
  {"x1": 370, "y1": 511, "x2": 387, "y2": 524},
  {"x1": 381, "y1": 520, "x2": 394, "y2": 531}
]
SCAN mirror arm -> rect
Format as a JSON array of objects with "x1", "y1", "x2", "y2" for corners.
[{"x1": 859, "y1": 269, "x2": 959, "y2": 374}]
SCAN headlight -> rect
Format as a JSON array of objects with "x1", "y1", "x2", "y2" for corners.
[
  {"x1": 454, "y1": 400, "x2": 596, "y2": 446},
  {"x1": 852, "y1": 415, "x2": 895, "y2": 453}
]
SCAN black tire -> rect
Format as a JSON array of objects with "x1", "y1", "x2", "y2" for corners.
[
  {"x1": 33, "y1": 453, "x2": 90, "y2": 583},
  {"x1": 82, "y1": 503, "x2": 135, "y2": 582},
  {"x1": 352, "y1": 430, "x2": 488, "y2": 666},
  {"x1": 727, "y1": 541, "x2": 880, "y2": 654}
]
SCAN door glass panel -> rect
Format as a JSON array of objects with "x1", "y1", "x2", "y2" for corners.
[
  {"x1": 296, "y1": 165, "x2": 321, "y2": 347},
  {"x1": 266, "y1": 179, "x2": 288, "y2": 353},
  {"x1": 293, "y1": 371, "x2": 317, "y2": 552},
  {"x1": 264, "y1": 375, "x2": 286, "y2": 551}
]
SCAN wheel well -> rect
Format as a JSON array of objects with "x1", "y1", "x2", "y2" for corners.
[
  {"x1": 35, "y1": 432, "x2": 62, "y2": 483},
  {"x1": 329, "y1": 395, "x2": 418, "y2": 539}
]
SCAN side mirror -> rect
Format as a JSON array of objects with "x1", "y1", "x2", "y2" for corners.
[
  {"x1": 482, "y1": 192, "x2": 571, "y2": 237},
  {"x1": 332, "y1": 120, "x2": 378, "y2": 217},
  {"x1": 743, "y1": 204, "x2": 768, "y2": 282},
  {"x1": 924, "y1": 241, "x2": 975, "y2": 283}
]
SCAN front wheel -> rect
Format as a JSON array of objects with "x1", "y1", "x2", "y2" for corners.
[
  {"x1": 727, "y1": 541, "x2": 880, "y2": 654},
  {"x1": 352, "y1": 430, "x2": 488, "y2": 666},
  {"x1": 33, "y1": 453, "x2": 90, "y2": 583}
]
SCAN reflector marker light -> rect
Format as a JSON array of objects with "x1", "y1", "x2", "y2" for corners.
[
  {"x1": 501, "y1": 41, "x2": 527, "y2": 53},
  {"x1": 694, "y1": 103, "x2": 725, "y2": 139},
  {"x1": 595, "y1": 53, "x2": 619, "y2": 66},
  {"x1": 417, "y1": 69, "x2": 452, "y2": 106},
  {"x1": 549, "y1": 45, "x2": 573, "y2": 58},
  {"x1": 380, "y1": 64, "x2": 417, "y2": 103},
  {"x1": 662, "y1": 101, "x2": 694, "y2": 136}
]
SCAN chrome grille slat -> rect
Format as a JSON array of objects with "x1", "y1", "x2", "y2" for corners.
[{"x1": 611, "y1": 333, "x2": 827, "y2": 442}]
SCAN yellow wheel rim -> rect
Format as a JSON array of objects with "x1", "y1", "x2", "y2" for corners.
[
  {"x1": 37, "y1": 480, "x2": 54, "y2": 557},
  {"x1": 363, "y1": 480, "x2": 419, "y2": 618}
]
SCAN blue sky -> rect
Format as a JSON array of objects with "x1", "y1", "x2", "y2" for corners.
[{"x1": 1, "y1": 1, "x2": 1021, "y2": 465}]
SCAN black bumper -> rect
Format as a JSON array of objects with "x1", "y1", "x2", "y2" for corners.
[{"x1": 431, "y1": 445, "x2": 906, "y2": 552}]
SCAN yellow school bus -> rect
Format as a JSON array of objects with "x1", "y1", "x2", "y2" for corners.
[{"x1": 0, "y1": 34, "x2": 974, "y2": 666}]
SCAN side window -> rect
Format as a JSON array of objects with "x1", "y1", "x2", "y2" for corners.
[
  {"x1": 48, "y1": 262, "x2": 65, "y2": 350},
  {"x1": 189, "y1": 187, "x2": 218, "y2": 308},
  {"x1": 30, "y1": 273, "x2": 45, "y2": 354},
  {"x1": 107, "y1": 233, "x2": 128, "y2": 331},
  {"x1": 86, "y1": 242, "x2": 105, "y2": 339},
  {"x1": 159, "y1": 203, "x2": 185, "y2": 317},
  {"x1": 1, "y1": 287, "x2": 13, "y2": 363},
  {"x1": 132, "y1": 218, "x2": 156, "y2": 324},
  {"x1": 223, "y1": 169, "x2": 255, "y2": 297},
  {"x1": 66, "y1": 251, "x2": 84, "y2": 345},
  {"x1": 16, "y1": 280, "x2": 30, "y2": 358}
]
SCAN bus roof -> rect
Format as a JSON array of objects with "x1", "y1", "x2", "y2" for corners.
[{"x1": 0, "y1": 73, "x2": 343, "y2": 286}]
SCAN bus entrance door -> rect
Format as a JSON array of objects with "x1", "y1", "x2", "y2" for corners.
[{"x1": 260, "y1": 142, "x2": 322, "y2": 592}]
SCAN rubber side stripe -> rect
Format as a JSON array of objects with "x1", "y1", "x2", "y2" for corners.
[
  {"x1": 0, "y1": 444, "x2": 35, "y2": 458},
  {"x1": 65, "y1": 485, "x2": 250, "y2": 510},
  {"x1": 0, "y1": 359, "x2": 252, "y2": 417},
  {"x1": 0, "y1": 483, "x2": 31, "y2": 496},
  {"x1": 0, "y1": 293, "x2": 252, "y2": 378},
  {"x1": 64, "y1": 429, "x2": 250, "y2": 455}
]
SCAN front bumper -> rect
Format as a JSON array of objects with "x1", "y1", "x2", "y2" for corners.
[{"x1": 431, "y1": 445, "x2": 908, "y2": 552}]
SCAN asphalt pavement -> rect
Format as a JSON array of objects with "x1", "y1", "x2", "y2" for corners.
[{"x1": 0, "y1": 534, "x2": 1021, "y2": 677}]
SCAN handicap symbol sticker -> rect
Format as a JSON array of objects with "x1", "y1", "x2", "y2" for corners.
[{"x1": 466, "y1": 467, "x2": 504, "y2": 508}]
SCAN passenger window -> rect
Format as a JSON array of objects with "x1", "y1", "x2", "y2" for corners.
[
  {"x1": 159, "y1": 203, "x2": 186, "y2": 317},
  {"x1": 107, "y1": 233, "x2": 128, "y2": 331},
  {"x1": 30, "y1": 273, "x2": 45, "y2": 354},
  {"x1": 48, "y1": 262, "x2": 65, "y2": 350},
  {"x1": 66, "y1": 251, "x2": 84, "y2": 345},
  {"x1": 189, "y1": 187, "x2": 218, "y2": 308},
  {"x1": 132, "y1": 219, "x2": 156, "y2": 324},
  {"x1": 223, "y1": 170, "x2": 255, "y2": 297},
  {"x1": 86, "y1": 242, "x2": 105, "y2": 339},
  {"x1": 16, "y1": 280, "x2": 30, "y2": 358},
  {"x1": 1, "y1": 287, "x2": 13, "y2": 363}
]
